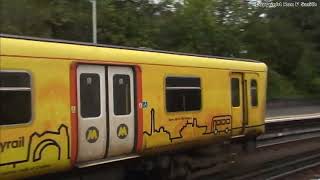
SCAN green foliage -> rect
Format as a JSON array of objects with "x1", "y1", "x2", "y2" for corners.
[
  {"x1": 310, "y1": 77, "x2": 320, "y2": 94},
  {"x1": 1, "y1": 0, "x2": 320, "y2": 99},
  {"x1": 242, "y1": 2, "x2": 320, "y2": 98},
  {"x1": 267, "y1": 69, "x2": 302, "y2": 99}
]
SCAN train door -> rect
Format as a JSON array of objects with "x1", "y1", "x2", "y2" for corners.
[
  {"x1": 76, "y1": 65, "x2": 136, "y2": 162},
  {"x1": 244, "y1": 73, "x2": 259, "y2": 126},
  {"x1": 77, "y1": 65, "x2": 107, "y2": 162},
  {"x1": 230, "y1": 73, "x2": 246, "y2": 135},
  {"x1": 107, "y1": 66, "x2": 135, "y2": 157}
]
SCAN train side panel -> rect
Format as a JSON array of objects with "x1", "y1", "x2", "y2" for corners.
[
  {"x1": 0, "y1": 57, "x2": 72, "y2": 179},
  {"x1": 0, "y1": 37, "x2": 267, "y2": 179},
  {"x1": 141, "y1": 64, "x2": 231, "y2": 150},
  {"x1": 140, "y1": 64, "x2": 267, "y2": 150}
]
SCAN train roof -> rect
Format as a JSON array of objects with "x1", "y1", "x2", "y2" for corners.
[{"x1": 0, "y1": 34, "x2": 267, "y2": 72}]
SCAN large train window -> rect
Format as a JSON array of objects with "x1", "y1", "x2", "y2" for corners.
[
  {"x1": 0, "y1": 71, "x2": 32, "y2": 125},
  {"x1": 231, "y1": 78, "x2": 240, "y2": 107},
  {"x1": 113, "y1": 74, "x2": 131, "y2": 115},
  {"x1": 251, "y1": 80, "x2": 258, "y2": 106},
  {"x1": 80, "y1": 73, "x2": 101, "y2": 118},
  {"x1": 166, "y1": 77, "x2": 201, "y2": 112}
]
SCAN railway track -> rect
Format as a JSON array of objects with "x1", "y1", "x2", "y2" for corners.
[
  {"x1": 230, "y1": 149, "x2": 320, "y2": 180},
  {"x1": 258, "y1": 127, "x2": 320, "y2": 148},
  {"x1": 198, "y1": 115, "x2": 320, "y2": 180}
]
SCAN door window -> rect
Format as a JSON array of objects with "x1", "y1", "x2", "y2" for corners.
[
  {"x1": 80, "y1": 73, "x2": 101, "y2": 118},
  {"x1": 251, "y1": 79, "x2": 258, "y2": 106},
  {"x1": 113, "y1": 74, "x2": 131, "y2": 115},
  {"x1": 231, "y1": 78, "x2": 240, "y2": 107}
]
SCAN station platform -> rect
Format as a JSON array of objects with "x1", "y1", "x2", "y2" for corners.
[{"x1": 266, "y1": 104, "x2": 320, "y2": 118}]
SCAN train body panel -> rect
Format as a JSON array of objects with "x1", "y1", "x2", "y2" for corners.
[
  {"x1": 141, "y1": 64, "x2": 232, "y2": 149},
  {"x1": 0, "y1": 58, "x2": 72, "y2": 178},
  {"x1": 0, "y1": 36, "x2": 267, "y2": 179}
]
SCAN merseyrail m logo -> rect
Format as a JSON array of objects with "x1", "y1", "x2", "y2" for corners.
[
  {"x1": 117, "y1": 124, "x2": 128, "y2": 139},
  {"x1": 86, "y1": 127, "x2": 99, "y2": 143}
]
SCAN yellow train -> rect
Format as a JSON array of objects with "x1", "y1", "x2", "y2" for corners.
[{"x1": 0, "y1": 35, "x2": 267, "y2": 179}]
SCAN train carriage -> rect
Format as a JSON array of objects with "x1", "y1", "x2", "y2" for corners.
[{"x1": 0, "y1": 35, "x2": 267, "y2": 179}]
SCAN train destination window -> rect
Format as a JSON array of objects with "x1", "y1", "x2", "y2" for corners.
[
  {"x1": 251, "y1": 80, "x2": 258, "y2": 106},
  {"x1": 0, "y1": 72, "x2": 32, "y2": 125},
  {"x1": 231, "y1": 78, "x2": 240, "y2": 107},
  {"x1": 166, "y1": 77, "x2": 201, "y2": 112},
  {"x1": 80, "y1": 73, "x2": 101, "y2": 118},
  {"x1": 113, "y1": 74, "x2": 131, "y2": 115}
]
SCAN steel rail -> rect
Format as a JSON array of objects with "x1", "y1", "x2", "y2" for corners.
[
  {"x1": 257, "y1": 127, "x2": 320, "y2": 147},
  {"x1": 197, "y1": 116, "x2": 320, "y2": 180},
  {"x1": 231, "y1": 151, "x2": 320, "y2": 180},
  {"x1": 260, "y1": 115, "x2": 320, "y2": 146},
  {"x1": 267, "y1": 160, "x2": 320, "y2": 180},
  {"x1": 236, "y1": 115, "x2": 320, "y2": 179}
]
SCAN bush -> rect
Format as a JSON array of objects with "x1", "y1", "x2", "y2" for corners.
[
  {"x1": 267, "y1": 69, "x2": 302, "y2": 100},
  {"x1": 310, "y1": 77, "x2": 320, "y2": 94}
]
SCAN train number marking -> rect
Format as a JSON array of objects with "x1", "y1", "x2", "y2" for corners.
[{"x1": 139, "y1": 101, "x2": 148, "y2": 109}]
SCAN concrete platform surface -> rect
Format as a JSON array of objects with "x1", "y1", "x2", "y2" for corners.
[{"x1": 266, "y1": 105, "x2": 320, "y2": 118}]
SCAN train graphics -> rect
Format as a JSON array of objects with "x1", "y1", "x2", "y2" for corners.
[
  {"x1": 143, "y1": 108, "x2": 232, "y2": 148},
  {"x1": 0, "y1": 124, "x2": 70, "y2": 177}
]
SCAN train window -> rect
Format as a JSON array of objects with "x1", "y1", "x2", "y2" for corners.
[
  {"x1": 80, "y1": 73, "x2": 101, "y2": 118},
  {"x1": 231, "y1": 78, "x2": 240, "y2": 107},
  {"x1": 0, "y1": 72, "x2": 32, "y2": 125},
  {"x1": 113, "y1": 74, "x2": 131, "y2": 115},
  {"x1": 166, "y1": 77, "x2": 201, "y2": 112},
  {"x1": 251, "y1": 80, "x2": 258, "y2": 106}
]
